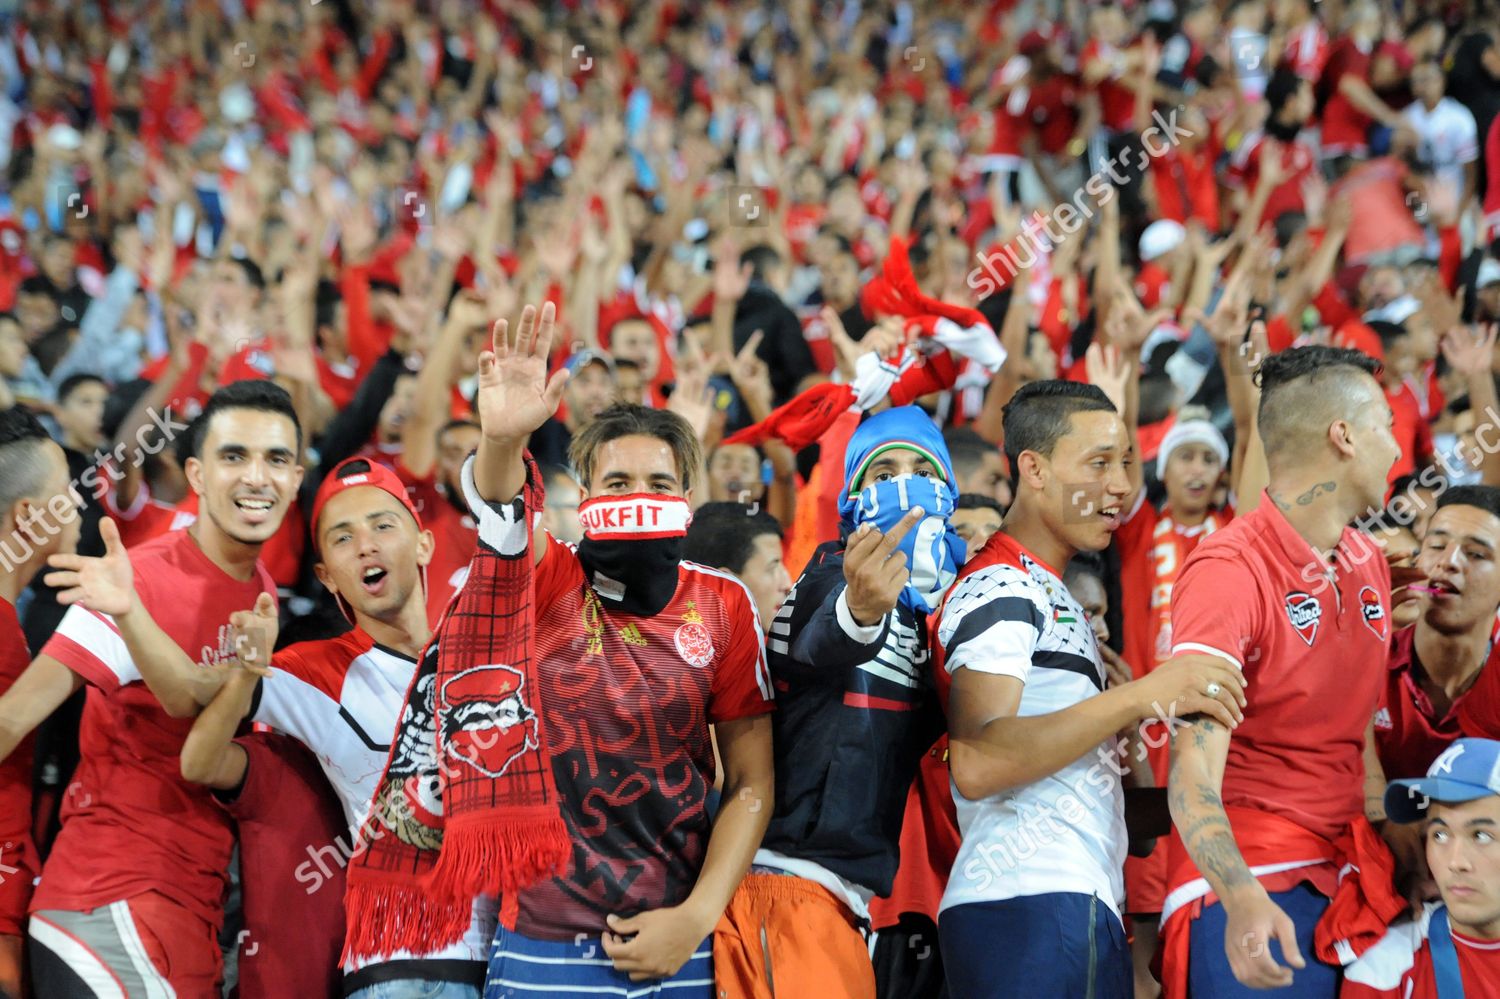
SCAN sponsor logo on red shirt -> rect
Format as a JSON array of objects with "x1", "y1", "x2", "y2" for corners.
[{"x1": 1285, "y1": 591, "x2": 1322, "y2": 645}]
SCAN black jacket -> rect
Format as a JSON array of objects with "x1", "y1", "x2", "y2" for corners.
[{"x1": 760, "y1": 540, "x2": 945, "y2": 897}]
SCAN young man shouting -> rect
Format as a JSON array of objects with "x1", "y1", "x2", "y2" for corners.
[{"x1": 935, "y1": 380, "x2": 1245, "y2": 998}]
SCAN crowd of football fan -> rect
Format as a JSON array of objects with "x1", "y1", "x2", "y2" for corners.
[{"x1": 7, "y1": 0, "x2": 1500, "y2": 997}]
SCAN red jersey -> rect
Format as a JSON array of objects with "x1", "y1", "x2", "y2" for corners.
[
  {"x1": 1375, "y1": 624, "x2": 1500, "y2": 780},
  {"x1": 1150, "y1": 145, "x2": 1220, "y2": 229},
  {"x1": 221, "y1": 733, "x2": 346, "y2": 999},
  {"x1": 1226, "y1": 133, "x2": 1317, "y2": 226},
  {"x1": 1026, "y1": 75, "x2": 1081, "y2": 155},
  {"x1": 1082, "y1": 40, "x2": 1136, "y2": 132},
  {"x1": 0, "y1": 598, "x2": 35, "y2": 936},
  {"x1": 1343, "y1": 904, "x2": 1500, "y2": 997},
  {"x1": 1116, "y1": 499, "x2": 1235, "y2": 676},
  {"x1": 103, "y1": 480, "x2": 183, "y2": 551},
  {"x1": 36, "y1": 530, "x2": 277, "y2": 929},
  {"x1": 1284, "y1": 21, "x2": 1331, "y2": 82},
  {"x1": 1320, "y1": 38, "x2": 1375, "y2": 156},
  {"x1": 398, "y1": 465, "x2": 478, "y2": 628},
  {"x1": 512, "y1": 536, "x2": 773, "y2": 940},
  {"x1": 1169, "y1": 494, "x2": 1391, "y2": 841},
  {"x1": 1387, "y1": 386, "x2": 1435, "y2": 486}
]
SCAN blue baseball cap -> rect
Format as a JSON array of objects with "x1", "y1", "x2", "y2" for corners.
[
  {"x1": 1385, "y1": 738, "x2": 1500, "y2": 824},
  {"x1": 564, "y1": 349, "x2": 615, "y2": 378}
]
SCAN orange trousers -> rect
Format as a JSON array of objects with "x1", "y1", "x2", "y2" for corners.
[{"x1": 714, "y1": 872, "x2": 876, "y2": 999}]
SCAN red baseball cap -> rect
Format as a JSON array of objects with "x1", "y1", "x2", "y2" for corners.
[{"x1": 310, "y1": 457, "x2": 425, "y2": 555}]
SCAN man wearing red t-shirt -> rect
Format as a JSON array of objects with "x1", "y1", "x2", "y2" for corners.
[
  {"x1": 180, "y1": 457, "x2": 498, "y2": 999},
  {"x1": 0, "y1": 381, "x2": 302, "y2": 995},
  {"x1": 1317, "y1": 4, "x2": 1402, "y2": 167},
  {"x1": 1343, "y1": 738, "x2": 1500, "y2": 997},
  {"x1": 1163, "y1": 346, "x2": 1403, "y2": 996},
  {"x1": 0, "y1": 409, "x2": 81, "y2": 998},
  {"x1": 1377, "y1": 486, "x2": 1500, "y2": 784}
]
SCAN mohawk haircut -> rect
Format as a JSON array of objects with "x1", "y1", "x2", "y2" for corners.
[
  {"x1": 1254, "y1": 346, "x2": 1382, "y2": 462},
  {"x1": 0, "y1": 407, "x2": 55, "y2": 515}
]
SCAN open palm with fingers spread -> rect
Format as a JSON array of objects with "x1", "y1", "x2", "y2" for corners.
[{"x1": 476, "y1": 302, "x2": 571, "y2": 445}]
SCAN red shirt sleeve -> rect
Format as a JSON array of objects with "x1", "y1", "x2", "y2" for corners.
[
  {"x1": 339, "y1": 263, "x2": 384, "y2": 373},
  {"x1": 1168, "y1": 548, "x2": 1267, "y2": 672},
  {"x1": 707, "y1": 578, "x2": 774, "y2": 724}
]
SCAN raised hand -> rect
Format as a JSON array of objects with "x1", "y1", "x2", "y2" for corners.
[
  {"x1": 45, "y1": 517, "x2": 135, "y2": 618},
  {"x1": 475, "y1": 302, "x2": 570, "y2": 445},
  {"x1": 1441, "y1": 323, "x2": 1498, "y2": 378},
  {"x1": 712, "y1": 234, "x2": 752, "y2": 304},
  {"x1": 229, "y1": 592, "x2": 279, "y2": 677},
  {"x1": 843, "y1": 507, "x2": 925, "y2": 626},
  {"x1": 1085, "y1": 342, "x2": 1130, "y2": 415}
]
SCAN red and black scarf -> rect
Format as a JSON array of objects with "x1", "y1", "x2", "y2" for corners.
[{"x1": 342, "y1": 456, "x2": 569, "y2": 961}]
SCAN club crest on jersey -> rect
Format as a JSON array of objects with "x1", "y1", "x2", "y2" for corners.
[
  {"x1": 675, "y1": 601, "x2": 715, "y2": 668},
  {"x1": 440, "y1": 664, "x2": 539, "y2": 778},
  {"x1": 1284, "y1": 591, "x2": 1322, "y2": 646},
  {"x1": 1358, "y1": 585, "x2": 1387, "y2": 640}
]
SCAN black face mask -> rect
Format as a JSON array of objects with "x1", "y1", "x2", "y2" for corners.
[
  {"x1": 573, "y1": 495, "x2": 691, "y2": 617},
  {"x1": 575, "y1": 535, "x2": 685, "y2": 616}
]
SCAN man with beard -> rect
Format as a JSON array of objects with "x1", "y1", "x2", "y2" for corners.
[
  {"x1": 934, "y1": 381, "x2": 1243, "y2": 999},
  {"x1": 1162, "y1": 346, "x2": 1403, "y2": 996},
  {"x1": 0, "y1": 380, "x2": 301, "y2": 995},
  {"x1": 357, "y1": 303, "x2": 773, "y2": 996},
  {"x1": 179, "y1": 456, "x2": 499, "y2": 999}
]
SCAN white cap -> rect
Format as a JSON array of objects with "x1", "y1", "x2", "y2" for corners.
[
  {"x1": 1365, "y1": 294, "x2": 1421, "y2": 325},
  {"x1": 1156, "y1": 419, "x2": 1230, "y2": 480},
  {"x1": 1139, "y1": 219, "x2": 1187, "y2": 262},
  {"x1": 1480, "y1": 258, "x2": 1500, "y2": 289}
]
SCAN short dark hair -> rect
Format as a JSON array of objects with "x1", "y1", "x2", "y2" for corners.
[
  {"x1": 943, "y1": 427, "x2": 998, "y2": 480},
  {"x1": 1273, "y1": 210, "x2": 1308, "y2": 249},
  {"x1": 192, "y1": 380, "x2": 302, "y2": 459},
  {"x1": 683, "y1": 502, "x2": 783, "y2": 575},
  {"x1": 1436, "y1": 484, "x2": 1500, "y2": 522},
  {"x1": 1000, "y1": 380, "x2": 1117, "y2": 473},
  {"x1": 57, "y1": 373, "x2": 106, "y2": 403},
  {"x1": 742, "y1": 244, "x2": 783, "y2": 281},
  {"x1": 227, "y1": 256, "x2": 265, "y2": 290},
  {"x1": 955, "y1": 493, "x2": 1004, "y2": 515},
  {"x1": 0, "y1": 407, "x2": 56, "y2": 513},
  {"x1": 1368, "y1": 320, "x2": 1408, "y2": 352},
  {"x1": 1265, "y1": 66, "x2": 1305, "y2": 118},
  {"x1": 1254, "y1": 346, "x2": 1382, "y2": 460},
  {"x1": 1063, "y1": 550, "x2": 1107, "y2": 589},
  {"x1": 569, "y1": 402, "x2": 704, "y2": 492},
  {"x1": 439, "y1": 418, "x2": 480, "y2": 439}
]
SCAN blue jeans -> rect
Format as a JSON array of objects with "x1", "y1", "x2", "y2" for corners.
[
  {"x1": 484, "y1": 926, "x2": 713, "y2": 998},
  {"x1": 939, "y1": 892, "x2": 1131, "y2": 999},
  {"x1": 1188, "y1": 884, "x2": 1340, "y2": 998},
  {"x1": 346, "y1": 981, "x2": 481, "y2": 999}
]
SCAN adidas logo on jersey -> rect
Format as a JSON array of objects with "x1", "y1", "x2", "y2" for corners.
[{"x1": 620, "y1": 624, "x2": 647, "y2": 647}]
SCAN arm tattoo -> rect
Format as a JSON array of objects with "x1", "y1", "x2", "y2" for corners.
[{"x1": 1193, "y1": 830, "x2": 1255, "y2": 891}]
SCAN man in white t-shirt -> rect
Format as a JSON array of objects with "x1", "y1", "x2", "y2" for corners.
[{"x1": 933, "y1": 380, "x2": 1245, "y2": 998}]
